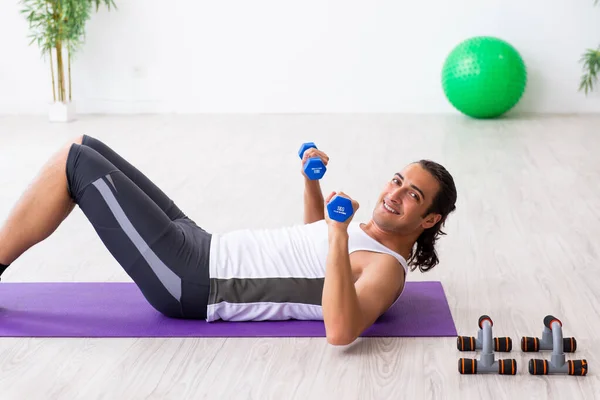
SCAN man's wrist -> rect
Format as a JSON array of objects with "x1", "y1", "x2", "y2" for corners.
[
  {"x1": 328, "y1": 225, "x2": 349, "y2": 241},
  {"x1": 304, "y1": 178, "x2": 321, "y2": 189}
]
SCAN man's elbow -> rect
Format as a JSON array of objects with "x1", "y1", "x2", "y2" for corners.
[
  {"x1": 327, "y1": 335, "x2": 356, "y2": 346},
  {"x1": 326, "y1": 327, "x2": 359, "y2": 346}
]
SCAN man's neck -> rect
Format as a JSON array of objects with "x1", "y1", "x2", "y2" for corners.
[{"x1": 359, "y1": 220, "x2": 419, "y2": 260}]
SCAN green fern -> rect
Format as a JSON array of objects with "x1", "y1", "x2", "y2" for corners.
[
  {"x1": 580, "y1": 48, "x2": 600, "y2": 94},
  {"x1": 580, "y1": 0, "x2": 600, "y2": 94}
]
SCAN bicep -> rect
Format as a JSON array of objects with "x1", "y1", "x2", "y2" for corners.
[{"x1": 354, "y1": 259, "x2": 406, "y2": 335}]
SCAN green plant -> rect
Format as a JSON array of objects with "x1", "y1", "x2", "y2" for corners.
[
  {"x1": 20, "y1": 0, "x2": 116, "y2": 104},
  {"x1": 580, "y1": 48, "x2": 600, "y2": 94},
  {"x1": 580, "y1": 0, "x2": 600, "y2": 94}
]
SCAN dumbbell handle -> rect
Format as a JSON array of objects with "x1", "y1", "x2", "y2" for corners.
[
  {"x1": 521, "y1": 336, "x2": 577, "y2": 352},
  {"x1": 528, "y1": 359, "x2": 588, "y2": 375},
  {"x1": 568, "y1": 360, "x2": 588, "y2": 376},
  {"x1": 457, "y1": 336, "x2": 476, "y2": 351},
  {"x1": 458, "y1": 358, "x2": 517, "y2": 375},
  {"x1": 457, "y1": 336, "x2": 512, "y2": 352},
  {"x1": 494, "y1": 337, "x2": 512, "y2": 352},
  {"x1": 499, "y1": 359, "x2": 517, "y2": 375}
]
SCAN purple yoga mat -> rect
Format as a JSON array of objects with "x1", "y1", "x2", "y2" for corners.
[{"x1": 0, "y1": 281, "x2": 456, "y2": 338}]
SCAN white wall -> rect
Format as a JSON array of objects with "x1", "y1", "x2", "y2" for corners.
[{"x1": 1, "y1": 0, "x2": 600, "y2": 115}]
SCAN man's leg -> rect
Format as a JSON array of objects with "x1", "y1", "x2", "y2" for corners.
[
  {"x1": 0, "y1": 137, "x2": 82, "y2": 268},
  {"x1": 0, "y1": 138, "x2": 210, "y2": 318},
  {"x1": 80, "y1": 135, "x2": 186, "y2": 221}
]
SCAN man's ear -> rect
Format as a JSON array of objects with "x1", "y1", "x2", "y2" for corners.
[{"x1": 422, "y1": 213, "x2": 442, "y2": 229}]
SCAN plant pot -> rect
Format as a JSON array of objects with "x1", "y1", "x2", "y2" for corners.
[{"x1": 49, "y1": 101, "x2": 76, "y2": 122}]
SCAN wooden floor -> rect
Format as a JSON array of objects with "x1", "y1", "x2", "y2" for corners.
[{"x1": 0, "y1": 114, "x2": 599, "y2": 399}]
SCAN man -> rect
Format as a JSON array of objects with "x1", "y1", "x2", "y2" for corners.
[{"x1": 0, "y1": 135, "x2": 457, "y2": 345}]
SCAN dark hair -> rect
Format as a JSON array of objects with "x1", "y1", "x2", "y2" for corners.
[{"x1": 407, "y1": 160, "x2": 457, "y2": 273}]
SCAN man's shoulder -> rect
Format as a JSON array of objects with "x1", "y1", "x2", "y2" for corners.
[{"x1": 352, "y1": 250, "x2": 406, "y2": 277}]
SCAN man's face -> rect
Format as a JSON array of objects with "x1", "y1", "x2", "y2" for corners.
[{"x1": 372, "y1": 163, "x2": 442, "y2": 234}]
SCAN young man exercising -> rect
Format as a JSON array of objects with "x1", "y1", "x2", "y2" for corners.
[{"x1": 0, "y1": 135, "x2": 457, "y2": 345}]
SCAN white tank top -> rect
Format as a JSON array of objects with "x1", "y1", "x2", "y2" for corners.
[{"x1": 206, "y1": 220, "x2": 408, "y2": 322}]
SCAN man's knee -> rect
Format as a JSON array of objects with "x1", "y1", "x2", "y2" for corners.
[
  {"x1": 58, "y1": 135, "x2": 84, "y2": 165},
  {"x1": 73, "y1": 134, "x2": 84, "y2": 145},
  {"x1": 65, "y1": 144, "x2": 118, "y2": 203}
]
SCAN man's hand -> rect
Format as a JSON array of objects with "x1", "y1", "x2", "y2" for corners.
[
  {"x1": 324, "y1": 191, "x2": 360, "y2": 230},
  {"x1": 300, "y1": 147, "x2": 329, "y2": 180}
]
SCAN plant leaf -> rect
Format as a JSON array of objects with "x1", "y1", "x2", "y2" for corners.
[{"x1": 579, "y1": 48, "x2": 600, "y2": 94}]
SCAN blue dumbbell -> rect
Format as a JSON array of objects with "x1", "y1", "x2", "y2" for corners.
[
  {"x1": 327, "y1": 195, "x2": 354, "y2": 223},
  {"x1": 298, "y1": 142, "x2": 326, "y2": 180}
]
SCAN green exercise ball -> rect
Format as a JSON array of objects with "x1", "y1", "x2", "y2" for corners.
[{"x1": 441, "y1": 36, "x2": 527, "y2": 119}]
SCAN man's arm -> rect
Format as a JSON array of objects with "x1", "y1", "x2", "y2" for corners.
[
  {"x1": 304, "y1": 179, "x2": 325, "y2": 223},
  {"x1": 300, "y1": 147, "x2": 329, "y2": 224},
  {"x1": 322, "y1": 227, "x2": 405, "y2": 346}
]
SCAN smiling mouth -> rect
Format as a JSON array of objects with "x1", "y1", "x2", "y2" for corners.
[{"x1": 382, "y1": 200, "x2": 400, "y2": 215}]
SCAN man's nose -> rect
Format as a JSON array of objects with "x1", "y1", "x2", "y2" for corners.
[{"x1": 388, "y1": 188, "x2": 404, "y2": 204}]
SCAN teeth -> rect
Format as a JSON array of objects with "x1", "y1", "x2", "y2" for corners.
[{"x1": 383, "y1": 201, "x2": 399, "y2": 214}]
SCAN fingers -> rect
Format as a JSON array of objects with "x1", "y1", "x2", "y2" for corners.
[
  {"x1": 339, "y1": 192, "x2": 359, "y2": 210},
  {"x1": 336, "y1": 191, "x2": 353, "y2": 201},
  {"x1": 302, "y1": 148, "x2": 329, "y2": 165},
  {"x1": 325, "y1": 191, "x2": 337, "y2": 203},
  {"x1": 339, "y1": 192, "x2": 360, "y2": 212}
]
